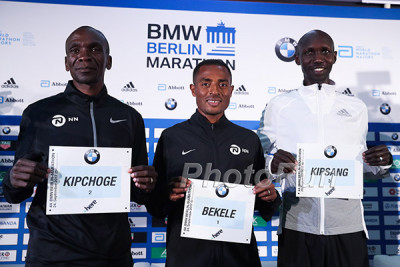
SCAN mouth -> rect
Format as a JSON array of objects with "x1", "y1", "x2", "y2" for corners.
[
  {"x1": 313, "y1": 66, "x2": 325, "y2": 73},
  {"x1": 76, "y1": 67, "x2": 96, "y2": 72},
  {"x1": 206, "y1": 99, "x2": 222, "y2": 107}
]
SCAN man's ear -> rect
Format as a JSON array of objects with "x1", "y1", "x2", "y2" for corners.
[
  {"x1": 333, "y1": 51, "x2": 337, "y2": 64},
  {"x1": 295, "y1": 54, "x2": 300, "y2": 66},
  {"x1": 106, "y1": 55, "x2": 112, "y2": 70},
  {"x1": 65, "y1": 56, "x2": 70, "y2": 71},
  {"x1": 190, "y1": 84, "x2": 196, "y2": 97}
]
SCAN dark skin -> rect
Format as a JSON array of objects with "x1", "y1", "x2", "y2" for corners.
[
  {"x1": 169, "y1": 64, "x2": 277, "y2": 203},
  {"x1": 10, "y1": 27, "x2": 157, "y2": 192},
  {"x1": 271, "y1": 30, "x2": 391, "y2": 174}
]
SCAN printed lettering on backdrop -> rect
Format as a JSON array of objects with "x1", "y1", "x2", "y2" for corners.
[{"x1": 0, "y1": 0, "x2": 400, "y2": 265}]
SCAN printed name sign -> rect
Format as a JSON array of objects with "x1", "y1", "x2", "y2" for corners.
[
  {"x1": 181, "y1": 179, "x2": 255, "y2": 244},
  {"x1": 296, "y1": 143, "x2": 364, "y2": 199},
  {"x1": 46, "y1": 146, "x2": 131, "y2": 214}
]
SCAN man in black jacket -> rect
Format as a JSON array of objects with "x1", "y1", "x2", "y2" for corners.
[
  {"x1": 147, "y1": 59, "x2": 280, "y2": 266},
  {"x1": 3, "y1": 26, "x2": 157, "y2": 267}
]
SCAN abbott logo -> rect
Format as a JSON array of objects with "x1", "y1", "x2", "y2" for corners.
[{"x1": 52, "y1": 115, "x2": 66, "y2": 127}]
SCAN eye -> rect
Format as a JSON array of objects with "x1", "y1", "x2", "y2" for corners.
[
  {"x1": 322, "y1": 49, "x2": 332, "y2": 55},
  {"x1": 91, "y1": 46, "x2": 102, "y2": 52},
  {"x1": 304, "y1": 50, "x2": 313, "y2": 56},
  {"x1": 219, "y1": 82, "x2": 228, "y2": 88},
  {"x1": 201, "y1": 82, "x2": 210, "y2": 87},
  {"x1": 69, "y1": 48, "x2": 79, "y2": 54}
]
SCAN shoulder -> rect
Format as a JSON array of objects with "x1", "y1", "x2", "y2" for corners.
[
  {"x1": 335, "y1": 92, "x2": 367, "y2": 109},
  {"x1": 23, "y1": 92, "x2": 65, "y2": 115},
  {"x1": 229, "y1": 121, "x2": 260, "y2": 141},
  {"x1": 160, "y1": 119, "x2": 190, "y2": 137}
]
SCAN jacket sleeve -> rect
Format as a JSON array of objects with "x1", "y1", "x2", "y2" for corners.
[
  {"x1": 130, "y1": 112, "x2": 152, "y2": 204},
  {"x1": 145, "y1": 132, "x2": 169, "y2": 218},
  {"x1": 253, "y1": 137, "x2": 281, "y2": 222},
  {"x1": 257, "y1": 102, "x2": 286, "y2": 181},
  {"x1": 358, "y1": 103, "x2": 391, "y2": 180},
  {"x1": 3, "y1": 106, "x2": 36, "y2": 203}
]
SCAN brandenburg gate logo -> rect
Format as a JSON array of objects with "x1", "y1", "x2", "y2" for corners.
[{"x1": 206, "y1": 21, "x2": 236, "y2": 57}]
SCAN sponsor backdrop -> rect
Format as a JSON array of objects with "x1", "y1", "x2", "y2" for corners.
[{"x1": 1, "y1": 0, "x2": 400, "y2": 264}]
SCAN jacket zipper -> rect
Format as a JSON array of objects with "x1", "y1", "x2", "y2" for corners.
[
  {"x1": 90, "y1": 101, "x2": 98, "y2": 147},
  {"x1": 317, "y1": 86, "x2": 325, "y2": 235}
]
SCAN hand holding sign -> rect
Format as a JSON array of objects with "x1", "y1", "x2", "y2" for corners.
[
  {"x1": 169, "y1": 176, "x2": 191, "y2": 201},
  {"x1": 129, "y1": 165, "x2": 158, "y2": 193},
  {"x1": 253, "y1": 179, "x2": 277, "y2": 202}
]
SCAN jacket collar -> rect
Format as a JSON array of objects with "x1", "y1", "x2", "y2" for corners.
[
  {"x1": 64, "y1": 80, "x2": 108, "y2": 106},
  {"x1": 299, "y1": 83, "x2": 336, "y2": 97},
  {"x1": 190, "y1": 110, "x2": 230, "y2": 131}
]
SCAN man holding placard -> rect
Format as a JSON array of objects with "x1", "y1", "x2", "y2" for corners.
[
  {"x1": 3, "y1": 26, "x2": 157, "y2": 266},
  {"x1": 257, "y1": 30, "x2": 392, "y2": 267},
  {"x1": 147, "y1": 59, "x2": 280, "y2": 266}
]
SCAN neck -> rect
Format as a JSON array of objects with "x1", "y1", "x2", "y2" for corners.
[
  {"x1": 73, "y1": 81, "x2": 104, "y2": 96},
  {"x1": 198, "y1": 110, "x2": 223, "y2": 124}
]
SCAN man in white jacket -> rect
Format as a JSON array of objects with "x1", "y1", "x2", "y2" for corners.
[{"x1": 257, "y1": 30, "x2": 392, "y2": 267}]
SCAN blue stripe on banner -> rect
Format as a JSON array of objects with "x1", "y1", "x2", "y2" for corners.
[{"x1": 3, "y1": 0, "x2": 400, "y2": 20}]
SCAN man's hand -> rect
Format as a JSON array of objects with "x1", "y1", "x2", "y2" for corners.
[
  {"x1": 253, "y1": 179, "x2": 277, "y2": 202},
  {"x1": 363, "y1": 145, "x2": 392, "y2": 166},
  {"x1": 129, "y1": 165, "x2": 158, "y2": 193},
  {"x1": 10, "y1": 159, "x2": 49, "y2": 189},
  {"x1": 168, "y1": 176, "x2": 191, "y2": 202},
  {"x1": 271, "y1": 149, "x2": 297, "y2": 174}
]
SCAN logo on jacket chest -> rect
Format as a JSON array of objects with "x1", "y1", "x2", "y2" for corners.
[
  {"x1": 51, "y1": 115, "x2": 79, "y2": 127},
  {"x1": 230, "y1": 144, "x2": 249, "y2": 155}
]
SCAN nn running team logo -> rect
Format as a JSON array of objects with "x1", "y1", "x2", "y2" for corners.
[
  {"x1": 215, "y1": 184, "x2": 229, "y2": 198},
  {"x1": 324, "y1": 145, "x2": 337, "y2": 159},
  {"x1": 84, "y1": 149, "x2": 100, "y2": 165}
]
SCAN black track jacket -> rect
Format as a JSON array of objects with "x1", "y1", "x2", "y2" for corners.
[
  {"x1": 147, "y1": 111, "x2": 281, "y2": 267},
  {"x1": 3, "y1": 81, "x2": 148, "y2": 266}
]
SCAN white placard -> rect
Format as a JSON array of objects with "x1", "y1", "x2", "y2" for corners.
[
  {"x1": 296, "y1": 143, "x2": 364, "y2": 199},
  {"x1": 181, "y1": 179, "x2": 255, "y2": 244},
  {"x1": 46, "y1": 146, "x2": 132, "y2": 215}
]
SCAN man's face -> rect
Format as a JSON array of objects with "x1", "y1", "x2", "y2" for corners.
[
  {"x1": 65, "y1": 28, "x2": 111, "y2": 87},
  {"x1": 295, "y1": 32, "x2": 337, "y2": 86},
  {"x1": 190, "y1": 65, "x2": 233, "y2": 123}
]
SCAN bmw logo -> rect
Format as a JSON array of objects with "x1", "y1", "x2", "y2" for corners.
[
  {"x1": 275, "y1": 37, "x2": 298, "y2": 62},
  {"x1": 84, "y1": 149, "x2": 100, "y2": 165},
  {"x1": 215, "y1": 184, "x2": 229, "y2": 198},
  {"x1": 2, "y1": 126, "x2": 11, "y2": 135},
  {"x1": 393, "y1": 133, "x2": 399, "y2": 140},
  {"x1": 394, "y1": 174, "x2": 400, "y2": 182},
  {"x1": 380, "y1": 103, "x2": 391, "y2": 115},
  {"x1": 324, "y1": 145, "x2": 337, "y2": 158},
  {"x1": 165, "y1": 98, "x2": 177, "y2": 110}
]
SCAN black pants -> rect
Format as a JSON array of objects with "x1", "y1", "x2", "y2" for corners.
[{"x1": 278, "y1": 228, "x2": 369, "y2": 267}]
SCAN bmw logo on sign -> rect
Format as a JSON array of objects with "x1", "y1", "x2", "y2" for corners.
[
  {"x1": 380, "y1": 103, "x2": 391, "y2": 115},
  {"x1": 84, "y1": 149, "x2": 100, "y2": 165},
  {"x1": 324, "y1": 145, "x2": 337, "y2": 159},
  {"x1": 215, "y1": 184, "x2": 229, "y2": 198},
  {"x1": 165, "y1": 98, "x2": 177, "y2": 110},
  {"x1": 2, "y1": 126, "x2": 11, "y2": 135},
  {"x1": 392, "y1": 133, "x2": 399, "y2": 141},
  {"x1": 275, "y1": 37, "x2": 297, "y2": 62}
]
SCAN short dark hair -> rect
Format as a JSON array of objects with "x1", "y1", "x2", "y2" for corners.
[
  {"x1": 295, "y1": 29, "x2": 334, "y2": 56},
  {"x1": 65, "y1": 26, "x2": 110, "y2": 55},
  {"x1": 193, "y1": 59, "x2": 232, "y2": 83}
]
